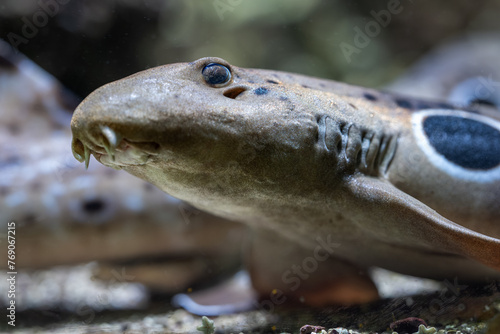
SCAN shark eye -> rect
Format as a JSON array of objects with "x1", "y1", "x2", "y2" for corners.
[{"x1": 202, "y1": 63, "x2": 231, "y2": 87}]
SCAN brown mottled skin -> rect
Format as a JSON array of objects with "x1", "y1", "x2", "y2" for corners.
[{"x1": 71, "y1": 57, "x2": 500, "y2": 305}]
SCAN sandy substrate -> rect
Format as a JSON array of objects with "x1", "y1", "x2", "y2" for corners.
[{"x1": 1, "y1": 265, "x2": 499, "y2": 333}]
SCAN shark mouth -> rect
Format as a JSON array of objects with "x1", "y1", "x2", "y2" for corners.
[{"x1": 72, "y1": 125, "x2": 160, "y2": 169}]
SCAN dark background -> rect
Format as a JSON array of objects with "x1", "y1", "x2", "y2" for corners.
[{"x1": 1, "y1": 0, "x2": 499, "y2": 98}]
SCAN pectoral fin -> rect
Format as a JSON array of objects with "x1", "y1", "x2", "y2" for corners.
[{"x1": 345, "y1": 175, "x2": 500, "y2": 271}]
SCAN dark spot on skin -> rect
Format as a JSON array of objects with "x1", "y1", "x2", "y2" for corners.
[
  {"x1": 363, "y1": 93, "x2": 377, "y2": 101},
  {"x1": 349, "y1": 103, "x2": 358, "y2": 110},
  {"x1": 248, "y1": 80, "x2": 255, "y2": 84},
  {"x1": 174, "y1": 94, "x2": 179, "y2": 99},
  {"x1": 82, "y1": 199, "x2": 106, "y2": 214},
  {"x1": 423, "y1": 115, "x2": 500, "y2": 170},
  {"x1": 143, "y1": 183, "x2": 155, "y2": 191},
  {"x1": 266, "y1": 80, "x2": 279, "y2": 84},
  {"x1": 319, "y1": 83, "x2": 326, "y2": 88},
  {"x1": 254, "y1": 87, "x2": 269, "y2": 95},
  {"x1": 279, "y1": 96, "x2": 288, "y2": 101},
  {"x1": 301, "y1": 84, "x2": 311, "y2": 89},
  {"x1": 395, "y1": 98, "x2": 413, "y2": 109}
]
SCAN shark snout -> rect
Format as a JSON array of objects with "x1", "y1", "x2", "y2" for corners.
[{"x1": 71, "y1": 122, "x2": 160, "y2": 169}]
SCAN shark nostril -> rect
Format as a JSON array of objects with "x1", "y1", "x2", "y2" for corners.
[{"x1": 223, "y1": 87, "x2": 247, "y2": 99}]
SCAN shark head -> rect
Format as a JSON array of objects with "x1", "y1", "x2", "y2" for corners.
[{"x1": 71, "y1": 57, "x2": 341, "y2": 218}]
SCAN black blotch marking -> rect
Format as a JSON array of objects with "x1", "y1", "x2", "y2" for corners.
[
  {"x1": 395, "y1": 98, "x2": 412, "y2": 109},
  {"x1": 279, "y1": 96, "x2": 288, "y2": 101},
  {"x1": 174, "y1": 94, "x2": 179, "y2": 99},
  {"x1": 248, "y1": 80, "x2": 255, "y2": 84},
  {"x1": 266, "y1": 80, "x2": 279, "y2": 84},
  {"x1": 363, "y1": 93, "x2": 377, "y2": 101},
  {"x1": 301, "y1": 84, "x2": 311, "y2": 89},
  {"x1": 319, "y1": 83, "x2": 326, "y2": 88},
  {"x1": 82, "y1": 199, "x2": 106, "y2": 214},
  {"x1": 423, "y1": 115, "x2": 500, "y2": 170},
  {"x1": 349, "y1": 103, "x2": 358, "y2": 110},
  {"x1": 254, "y1": 87, "x2": 269, "y2": 95}
]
